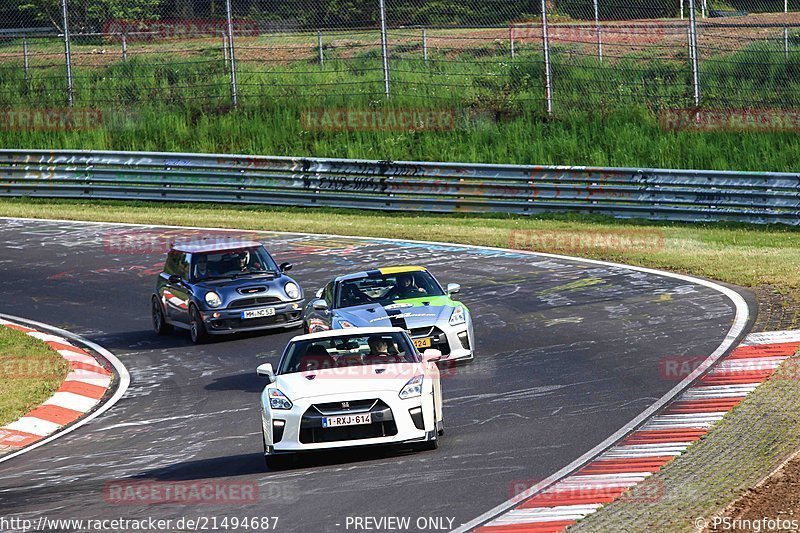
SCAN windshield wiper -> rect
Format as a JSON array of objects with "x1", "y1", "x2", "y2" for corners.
[
  {"x1": 196, "y1": 274, "x2": 235, "y2": 281},
  {"x1": 232, "y1": 269, "x2": 278, "y2": 278}
]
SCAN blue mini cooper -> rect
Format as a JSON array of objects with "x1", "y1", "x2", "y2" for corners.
[{"x1": 152, "y1": 239, "x2": 304, "y2": 343}]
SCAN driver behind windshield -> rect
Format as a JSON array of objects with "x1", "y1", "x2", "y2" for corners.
[
  {"x1": 368, "y1": 335, "x2": 390, "y2": 356},
  {"x1": 365, "y1": 335, "x2": 402, "y2": 363},
  {"x1": 194, "y1": 255, "x2": 208, "y2": 279},
  {"x1": 387, "y1": 273, "x2": 425, "y2": 300},
  {"x1": 235, "y1": 249, "x2": 265, "y2": 273}
]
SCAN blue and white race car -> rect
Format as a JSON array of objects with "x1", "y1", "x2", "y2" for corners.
[{"x1": 303, "y1": 266, "x2": 474, "y2": 362}]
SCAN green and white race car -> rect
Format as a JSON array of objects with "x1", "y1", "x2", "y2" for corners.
[{"x1": 303, "y1": 266, "x2": 474, "y2": 362}]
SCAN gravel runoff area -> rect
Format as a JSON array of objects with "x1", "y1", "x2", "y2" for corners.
[{"x1": 570, "y1": 291, "x2": 800, "y2": 533}]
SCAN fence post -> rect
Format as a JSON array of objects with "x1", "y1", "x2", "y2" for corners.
[
  {"x1": 541, "y1": 0, "x2": 553, "y2": 115},
  {"x1": 681, "y1": 0, "x2": 684, "y2": 19},
  {"x1": 224, "y1": 0, "x2": 238, "y2": 108},
  {"x1": 378, "y1": 0, "x2": 390, "y2": 98},
  {"x1": 121, "y1": 32, "x2": 127, "y2": 62},
  {"x1": 22, "y1": 36, "x2": 29, "y2": 82},
  {"x1": 222, "y1": 32, "x2": 229, "y2": 69},
  {"x1": 510, "y1": 25, "x2": 515, "y2": 58},
  {"x1": 688, "y1": 0, "x2": 701, "y2": 107},
  {"x1": 701, "y1": 0, "x2": 706, "y2": 18},
  {"x1": 593, "y1": 0, "x2": 602, "y2": 61},
  {"x1": 422, "y1": 26, "x2": 428, "y2": 62},
  {"x1": 784, "y1": 0, "x2": 789, "y2": 59},
  {"x1": 318, "y1": 30, "x2": 324, "y2": 66},
  {"x1": 60, "y1": 0, "x2": 74, "y2": 106}
]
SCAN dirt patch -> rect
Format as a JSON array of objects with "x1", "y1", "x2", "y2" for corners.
[{"x1": 711, "y1": 455, "x2": 800, "y2": 531}]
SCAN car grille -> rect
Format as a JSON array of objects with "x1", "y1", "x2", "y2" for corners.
[
  {"x1": 209, "y1": 311, "x2": 301, "y2": 329},
  {"x1": 299, "y1": 399, "x2": 397, "y2": 444},
  {"x1": 409, "y1": 326, "x2": 451, "y2": 355},
  {"x1": 299, "y1": 422, "x2": 399, "y2": 444},
  {"x1": 409, "y1": 326, "x2": 435, "y2": 337},
  {"x1": 313, "y1": 399, "x2": 377, "y2": 415},
  {"x1": 228, "y1": 296, "x2": 282, "y2": 309}
]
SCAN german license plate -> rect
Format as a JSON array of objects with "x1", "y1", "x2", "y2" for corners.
[
  {"x1": 322, "y1": 414, "x2": 372, "y2": 428},
  {"x1": 413, "y1": 337, "x2": 432, "y2": 349},
  {"x1": 241, "y1": 308, "x2": 276, "y2": 319}
]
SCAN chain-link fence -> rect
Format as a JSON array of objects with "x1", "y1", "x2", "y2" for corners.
[{"x1": 0, "y1": 0, "x2": 799, "y2": 117}]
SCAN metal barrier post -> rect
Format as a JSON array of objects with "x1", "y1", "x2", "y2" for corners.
[
  {"x1": 60, "y1": 0, "x2": 74, "y2": 106},
  {"x1": 378, "y1": 0, "x2": 390, "y2": 98},
  {"x1": 225, "y1": 0, "x2": 239, "y2": 108},
  {"x1": 688, "y1": 0, "x2": 700, "y2": 107},
  {"x1": 121, "y1": 33, "x2": 127, "y2": 62},
  {"x1": 510, "y1": 25, "x2": 515, "y2": 58},
  {"x1": 541, "y1": 0, "x2": 553, "y2": 115}
]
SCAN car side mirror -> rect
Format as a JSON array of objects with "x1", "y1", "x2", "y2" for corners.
[
  {"x1": 279, "y1": 262, "x2": 293, "y2": 273},
  {"x1": 168, "y1": 274, "x2": 182, "y2": 284},
  {"x1": 422, "y1": 349, "x2": 442, "y2": 363},
  {"x1": 446, "y1": 283, "x2": 461, "y2": 295},
  {"x1": 257, "y1": 363, "x2": 276, "y2": 383},
  {"x1": 313, "y1": 300, "x2": 329, "y2": 311}
]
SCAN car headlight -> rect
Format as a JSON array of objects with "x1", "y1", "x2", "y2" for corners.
[
  {"x1": 399, "y1": 375, "x2": 424, "y2": 400},
  {"x1": 267, "y1": 388, "x2": 293, "y2": 410},
  {"x1": 449, "y1": 305, "x2": 466, "y2": 326},
  {"x1": 284, "y1": 282, "x2": 301, "y2": 300},
  {"x1": 338, "y1": 320, "x2": 355, "y2": 328},
  {"x1": 204, "y1": 291, "x2": 222, "y2": 308}
]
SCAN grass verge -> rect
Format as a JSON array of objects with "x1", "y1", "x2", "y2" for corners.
[{"x1": 0, "y1": 324, "x2": 70, "y2": 427}]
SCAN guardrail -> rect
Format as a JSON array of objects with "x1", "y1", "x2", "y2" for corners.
[{"x1": 1, "y1": 149, "x2": 799, "y2": 225}]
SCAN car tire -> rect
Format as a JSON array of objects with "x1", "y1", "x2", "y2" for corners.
[
  {"x1": 437, "y1": 419, "x2": 445, "y2": 437},
  {"x1": 189, "y1": 306, "x2": 208, "y2": 344},
  {"x1": 415, "y1": 436, "x2": 439, "y2": 452},
  {"x1": 152, "y1": 297, "x2": 173, "y2": 336}
]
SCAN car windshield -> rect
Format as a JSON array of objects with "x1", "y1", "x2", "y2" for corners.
[
  {"x1": 191, "y1": 246, "x2": 279, "y2": 281},
  {"x1": 278, "y1": 332, "x2": 419, "y2": 374},
  {"x1": 336, "y1": 270, "x2": 444, "y2": 309}
]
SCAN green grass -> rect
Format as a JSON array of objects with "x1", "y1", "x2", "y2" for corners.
[
  {"x1": 0, "y1": 324, "x2": 70, "y2": 428},
  {"x1": 1, "y1": 37, "x2": 800, "y2": 171}
]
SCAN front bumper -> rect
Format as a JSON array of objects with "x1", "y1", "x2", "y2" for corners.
[
  {"x1": 411, "y1": 322, "x2": 474, "y2": 361},
  {"x1": 201, "y1": 300, "x2": 304, "y2": 334},
  {"x1": 262, "y1": 391, "x2": 435, "y2": 453}
]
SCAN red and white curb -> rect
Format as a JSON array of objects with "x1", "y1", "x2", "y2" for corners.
[
  {"x1": 470, "y1": 330, "x2": 800, "y2": 533},
  {"x1": 0, "y1": 315, "x2": 128, "y2": 463}
]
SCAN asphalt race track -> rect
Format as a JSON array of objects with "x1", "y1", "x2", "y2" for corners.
[{"x1": 0, "y1": 219, "x2": 752, "y2": 532}]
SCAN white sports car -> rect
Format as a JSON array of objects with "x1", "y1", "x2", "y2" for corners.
[{"x1": 257, "y1": 327, "x2": 444, "y2": 468}]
